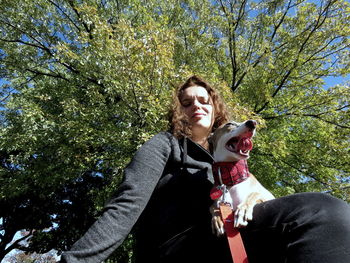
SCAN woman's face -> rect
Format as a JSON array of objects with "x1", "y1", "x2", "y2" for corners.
[{"x1": 180, "y1": 85, "x2": 214, "y2": 135}]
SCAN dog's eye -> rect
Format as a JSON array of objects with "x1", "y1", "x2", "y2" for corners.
[{"x1": 225, "y1": 123, "x2": 235, "y2": 127}]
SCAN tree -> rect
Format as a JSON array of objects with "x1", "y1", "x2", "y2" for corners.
[
  {"x1": 0, "y1": 0, "x2": 349, "y2": 261},
  {"x1": 0, "y1": 0, "x2": 177, "y2": 261},
  {"x1": 165, "y1": 0, "x2": 350, "y2": 197}
]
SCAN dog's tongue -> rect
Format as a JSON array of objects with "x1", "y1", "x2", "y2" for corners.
[{"x1": 237, "y1": 137, "x2": 253, "y2": 152}]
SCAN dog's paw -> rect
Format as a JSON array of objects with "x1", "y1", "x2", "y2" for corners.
[
  {"x1": 210, "y1": 206, "x2": 225, "y2": 236},
  {"x1": 234, "y1": 202, "x2": 255, "y2": 228},
  {"x1": 211, "y1": 215, "x2": 225, "y2": 236}
]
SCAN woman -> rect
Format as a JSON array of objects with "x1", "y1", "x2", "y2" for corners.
[{"x1": 62, "y1": 75, "x2": 350, "y2": 263}]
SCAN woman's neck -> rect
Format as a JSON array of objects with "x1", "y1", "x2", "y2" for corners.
[
  {"x1": 190, "y1": 126, "x2": 212, "y2": 150},
  {"x1": 191, "y1": 135, "x2": 209, "y2": 150}
]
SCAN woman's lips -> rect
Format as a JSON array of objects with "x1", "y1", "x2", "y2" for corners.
[{"x1": 192, "y1": 113, "x2": 205, "y2": 118}]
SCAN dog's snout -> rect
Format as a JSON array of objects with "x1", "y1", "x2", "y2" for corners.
[{"x1": 245, "y1": 120, "x2": 257, "y2": 129}]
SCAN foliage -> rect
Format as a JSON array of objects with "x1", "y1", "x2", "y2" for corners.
[
  {"x1": 0, "y1": 0, "x2": 349, "y2": 261},
  {"x1": 163, "y1": 0, "x2": 350, "y2": 198},
  {"x1": 5, "y1": 248, "x2": 57, "y2": 263},
  {"x1": 0, "y1": 0, "x2": 176, "y2": 261}
]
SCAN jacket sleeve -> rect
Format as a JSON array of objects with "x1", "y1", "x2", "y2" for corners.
[{"x1": 61, "y1": 132, "x2": 173, "y2": 263}]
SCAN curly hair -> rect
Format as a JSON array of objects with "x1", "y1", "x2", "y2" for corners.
[{"x1": 169, "y1": 75, "x2": 230, "y2": 138}]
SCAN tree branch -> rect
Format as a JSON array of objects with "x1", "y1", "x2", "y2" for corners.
[
  {"x1": 67, "y1": 0, "x2": 94, "y2": 40},
  {"x1": 255, "y1": 0, "x2": 338, "y2": 114},
  {"x1": 270, "y1": 0, "x2": 293, "y2": 41},
  {"x1": 0, "y1": 19, "x2": 51, "y2": 54},
  {"x1": 47, "y1": 0, "x2": 81, "y2": 33},
  {"x1": 255, "y1": 67, "x2": 293, "y2": 113},
  {"x1": 219, "y1": 0, "x2": 237, "y2": 90},
  {"x1": 26, "y1": 68, "x2": 68, "y2": 81},
  {"x1": 263, "y1": 107, "x2": 350, "y2": 129},
  {"x1": 303, "y1": 114, "x2": 350, "y2": 129},
  {"x1": 280, "y1": 155, "x2": 334, "y2": 188},
  {"x1": 0, "y1": 38, "x2": 50, "y2": 54}
]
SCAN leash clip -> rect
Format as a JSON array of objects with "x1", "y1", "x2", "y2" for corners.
[
  {"x1": 218, "y1": 168, "x2": 230, "y2": 205},
  {"x1": 220, "y1": 184, "x2": 227, "y2": 203}
]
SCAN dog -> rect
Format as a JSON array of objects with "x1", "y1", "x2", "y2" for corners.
[{"x1": 209, "y1": 120, "x2": 274, "y2": 236}]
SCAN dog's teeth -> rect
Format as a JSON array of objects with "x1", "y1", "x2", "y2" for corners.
[{"x1": 240, "y1": 150, "x2": 249, "y2": 155}]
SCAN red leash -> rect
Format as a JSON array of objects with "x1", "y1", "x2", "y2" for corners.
[{"x1": 219, "y1": 202, "x2": 249, "y2": 263}]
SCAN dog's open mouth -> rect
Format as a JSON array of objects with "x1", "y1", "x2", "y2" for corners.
[{"x1": 225, "y1": 136, "x2": 253, "y2": 157}]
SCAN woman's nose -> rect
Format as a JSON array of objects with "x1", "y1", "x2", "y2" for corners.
[{"x1": 192, "y1": 99, "x2": 201, "y2": 109}]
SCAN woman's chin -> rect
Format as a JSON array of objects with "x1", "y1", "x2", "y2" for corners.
[{"x1": 191, "y1": 122, "x2": 213, "y2": 134}]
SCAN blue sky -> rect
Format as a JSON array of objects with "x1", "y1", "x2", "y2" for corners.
[{"x1": 323, "y1": 75, "x2": 350, "y2": 89}]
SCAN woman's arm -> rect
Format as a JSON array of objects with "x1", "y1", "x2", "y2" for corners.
[{"x1": 61, "y1": 132, "x2": 174, "y2": 263}]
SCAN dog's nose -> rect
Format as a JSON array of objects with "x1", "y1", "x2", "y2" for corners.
[{"x1": 245, "y1": 120, "x2": 257, "y2": 129}]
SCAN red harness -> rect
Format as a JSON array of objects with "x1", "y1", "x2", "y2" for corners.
[{"x1": 212, "y1": 160, "x2": 250, "y2": 187}]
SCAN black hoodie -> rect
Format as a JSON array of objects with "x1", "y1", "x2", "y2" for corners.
[{"x1": 61, "y1": 132, "x2": 231, "y2": 263}]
